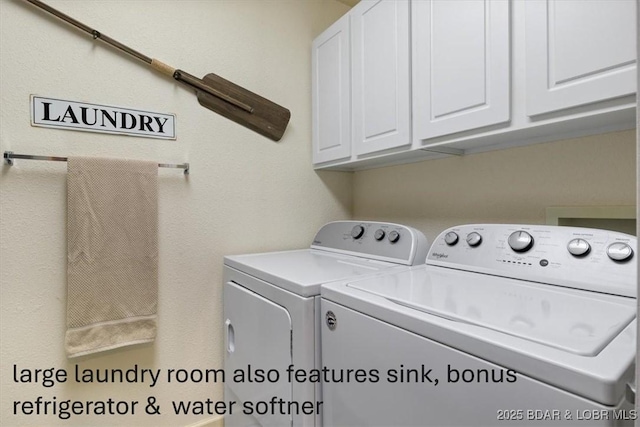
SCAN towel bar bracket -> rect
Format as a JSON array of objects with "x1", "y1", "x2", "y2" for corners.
[
  {"x1": 3, "y1": 151, "x2": 189, "y2": 175},
  {"x1": 4, "y1": 151, "x2": 13, "y2": 166}
]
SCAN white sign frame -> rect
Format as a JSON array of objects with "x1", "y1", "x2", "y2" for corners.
[{"x1": 30, "y1": 95, "x2": 176, "y2": 140}]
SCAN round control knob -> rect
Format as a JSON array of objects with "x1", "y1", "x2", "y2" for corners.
[
  {"x1": 567, "y1": 238, "x2": 591, "y2": 257},
  {"x1": 374, "y1": 229, "x2": 386, "y2": 241},
  {"x1": 388, "y1": 230, "x2": 400, "y2": 244},
  {"x1": 508, "y1": 231, "x2": 534, "y2": 252},
  {"x1": 444, "y1": 231, "x2": 459, "y2": 246},
  {"x1": 466, "y1": 232, "x2": 482, "y2": 247},
  {"x1": 351, "y1": 225, "x2": 365, "y2": 240},
  {"x1": 606, "y1": 242, "x2": 634, "y2": 262}
]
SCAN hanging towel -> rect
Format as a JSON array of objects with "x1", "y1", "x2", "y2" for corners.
[{"x1": 66, "y1": 157, "x2": 158, "y2": 358}]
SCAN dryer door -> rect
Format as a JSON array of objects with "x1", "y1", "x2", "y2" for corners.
[{"x1": 224, "y1": 281, "x2": 293, "y2": 427}]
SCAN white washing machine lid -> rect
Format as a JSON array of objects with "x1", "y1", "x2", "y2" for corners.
[
  {"x1": 321, "y1": 265, "x2": 637, "y2": 405},
  {"x1": 347, "y1": 266, "x2": 635, "y2": 357},
  {"x1": 224, "y1": 249, "x2": 401, "y2": 297}
]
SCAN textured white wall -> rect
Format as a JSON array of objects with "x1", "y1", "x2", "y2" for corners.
[
  {"x1": 354, "y1": 130, "x2": 637, "y2": 243},
  {"x1": 0, "y1": 1, "x2": 351, "y2": 426}
]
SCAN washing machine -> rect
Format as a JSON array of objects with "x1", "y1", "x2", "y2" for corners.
[
  {"x1": 321, "y1": 224, "x2": 637, "y2": 426},
  {"x1": 223, "y1": 220, "x2": 429, "y2": 427}
]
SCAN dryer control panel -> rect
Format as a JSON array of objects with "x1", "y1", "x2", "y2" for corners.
[
  {"x1": 427, "y1": 224, "x2": 637, "y2": 297},
  {"x1": 311, "y1": 221, "x2": 429, "y2": 266}
]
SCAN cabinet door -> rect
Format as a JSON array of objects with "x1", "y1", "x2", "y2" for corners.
[
  {"x1": 525, "y1": 0, "x2": 637, "y2": 116},
  {"x1": 352, "y1": 0, "x2": 411, "y2": 156},
  {"x1": 312, "y1": 15, "x2": 351, "y2": 164},
  {"x1": 413, "y1": 0, "x2": 510, "y2": 143}
]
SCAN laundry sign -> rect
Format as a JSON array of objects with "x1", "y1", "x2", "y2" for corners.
[{"x1": 30, "y1": 96, "x2": 176, "y2": 140}]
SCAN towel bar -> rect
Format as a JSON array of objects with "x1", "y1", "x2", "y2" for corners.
[{"x1": 3, "y1": 151, "x2": 189, "y2": 174}]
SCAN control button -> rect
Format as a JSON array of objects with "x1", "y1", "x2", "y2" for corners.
[
  {"x1": 444, "y1": 231, "x2": 459, "y2": 246},
  {"x1": 508, "y1": 231, "x2": 534, "y2": 252},
  {"x1": 388, "y1": 230, "x2": 400, "y2": 244},
  {"x1": 567, "y1": 238, "x2": 591, "y2": 257},
  {"x1": 607, "y1": 242, "x2": 634, "y2": 262},
  {"x1": 374, "y1": 229, "x2": 386, "y2": 241},
  {"x1": 539, "y1": 259, "x2": 549, "y2": 267},
  {"x1": 466, "y1": 232, "x2": 482, "y2": 247},
  {"x1": 351, "y1": 225, "x2": 365, "y2": 240}
]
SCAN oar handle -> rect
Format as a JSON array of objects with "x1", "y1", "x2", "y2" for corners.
[
  {"x1": 25, "y1": 0, "x2": 254, "y2": 115},
  {"x1": 151, "y1": 59, "x2": 253, "y2": 113},
  {"x1": 24, "y1": 0, "x2": 152, "y2": 64}
]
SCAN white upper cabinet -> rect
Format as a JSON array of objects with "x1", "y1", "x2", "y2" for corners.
[
  {"x1": 312, "y1": 14, "x2": 351, "y2": 164},
  {"x1": 311, "y1": 0, "x2": 636, "y2": 170},
  {"x1": 525, "y1": 0, "x2": 637, "y2": 116},
  {"x1": 412, "y1": 0, "x2": 510, "y2": 142},
  {"x1": 351, "y1": 0, "x2": 411, "y2": 156}
]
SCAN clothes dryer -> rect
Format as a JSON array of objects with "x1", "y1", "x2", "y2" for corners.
[
  {"x1": 321, "y1": 224, "x2": 636, "y2": 426},
  {"x1": 223, "y1": 221, "x2": 428, "y2": 427}
]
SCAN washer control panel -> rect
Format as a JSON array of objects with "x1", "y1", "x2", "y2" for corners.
[
  {"x1": 428, "y1": 224, "x2": 636, "y2": 297},
  {"x1": 311, "y1": 221, "x2": 429, "y2": 266}
]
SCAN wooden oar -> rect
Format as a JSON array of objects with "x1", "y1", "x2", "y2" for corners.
[{"x1": 23, "y1": 0, "x2": 291, "y2": 141}]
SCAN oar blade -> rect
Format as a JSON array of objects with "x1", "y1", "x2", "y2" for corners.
[{"x1": 197, "y1": 73, "x2": 290, "y2": 141}]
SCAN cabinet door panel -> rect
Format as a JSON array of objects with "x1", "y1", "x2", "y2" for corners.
[
  {"x1": 525, "y1": 0, "x2": 637, "y2": 116},
  {"x1": 352, "y1": 0, "x2": 411, "y2": 156},
  {"x1": 413, "y1": 0, "x2": 510, "y2": 142},
  {"x1": 312, "y1": 15, "x2": 351, "y2": 164}
]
